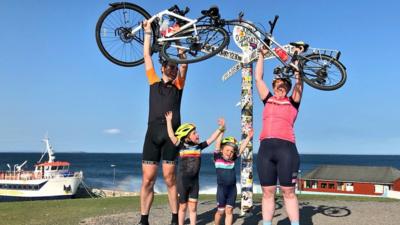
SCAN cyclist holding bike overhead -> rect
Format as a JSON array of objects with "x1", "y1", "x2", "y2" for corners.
[
  {"x1": 137, "y1": 20, "x2": 188, "y2": 225},
  {"x1": 255, "y1": 42, "x2": 306, "y2": 225}
]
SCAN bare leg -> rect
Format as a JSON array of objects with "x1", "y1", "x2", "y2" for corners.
[
  {"x1": 140, "y1": 163, "x2": 158, "y2": 215},
  {"x1": 178, "y1": 203, "x2": 187, "y2": 225},
  {"x1": 281, "y1": 186, "x2": 299, "y2": 222},
  {"x1": 214, "y1": 209, "x2": 224, "y2": 225},
  {"x1": 188, "y1": 200, "x2": 198, "y2": 225},
  {"x1": 261, "y1": 186, "x2": 277, "y2": 221},
  {"x1": 162, "y1": 162, "x2": 178, "y2": 214},
  {"x1": 224, "y1": 206, "x2": 234, "y2": 225}
]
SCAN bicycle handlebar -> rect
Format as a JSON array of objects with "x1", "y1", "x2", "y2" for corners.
[
  {"x1": 269, "y1": 15, "x2": 279, "y2": 35},
  {"x1": 168, "y1": 5, "x2": 190, "y2": 16}
]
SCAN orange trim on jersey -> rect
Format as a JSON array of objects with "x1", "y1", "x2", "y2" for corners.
[
  {"x1": 173, "y1": 73, "x2": 186, "y2": 90},
  {"x1": 146, "y1": 68, "x2": 160, "y2": 85}
]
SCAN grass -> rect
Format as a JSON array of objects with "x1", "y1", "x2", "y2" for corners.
[
  {"x1": 0, "y1": 196, "x2": 144, "y2": 225},
  {"x1": 0, "y1": 194, "x2": 398, "y2": 225}
]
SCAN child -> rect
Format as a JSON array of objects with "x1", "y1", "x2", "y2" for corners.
[
  {"x1": 213, "y1": 129, "x2": 254, "y2": 225},
  {"x1": 165, "y1": 111, "x2": 225, "y2": 225}
]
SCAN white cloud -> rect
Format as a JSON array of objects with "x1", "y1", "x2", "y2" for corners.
[{"x1": 103, "y1": 128, "x2": 121, "y2": 135}]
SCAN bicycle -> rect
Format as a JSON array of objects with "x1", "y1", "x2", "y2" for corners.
[
  {"x1": 95, "y1": 2, "x2": 229, "y2": 67},
  {"x1": 95, "y1": 2, "x2": 346, "y2": 91},
  {"x1": 224, "y1": 14, "x2": 347, "y2": 91},
  {"x1": 200, "y1": 13, "x2": 347, "y2": 91}
]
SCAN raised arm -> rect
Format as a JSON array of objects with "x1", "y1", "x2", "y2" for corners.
[
  {"x1": 165, "y1": 111, "x2": 178, "y2": 145},
  {"x1": 215, "y1": 130, "x2": 224, "y2": 152},
  {"x1": 206, "y1": 118, "x2": 225, "y2": 146},
  {"x1": 174, "y1": 41, "x2": 188, "y2": 90},
  {"x1": 291, "y1": 69, "x2": 303, "y2": 103},
  {"x1": 238, "y1": 129, "x2": 254, "y2": 155},
  {"x1": 178, "y1": 44, "x2": 188, "y2": 81},
  {"x1": 290, "y1": 49, "x2": 304, "y2": 103},
  {"x1": 143, "y1": 20, "x2": 154, "y2": 71},
  {"x1": 255, "y1": 49, "x2": 270, "y2": 100}
]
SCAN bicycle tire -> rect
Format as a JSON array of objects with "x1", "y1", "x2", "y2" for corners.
[
  {"x1": 321, "y1": 207, "x2": 351, "y2": 217},
  {"x1": 301, "y1": 54, "x2": 347, "y2": 91},
  {"x1": 159, "y1": 25, "x2": 229, "y2": 64},
  {"x1": 95, "y1": 2, "x2": 156, "y2": 67}
]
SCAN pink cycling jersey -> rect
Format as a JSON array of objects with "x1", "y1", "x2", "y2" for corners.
[{"x1": 259, "y1": 93, "x2": 299, "y2": 143}]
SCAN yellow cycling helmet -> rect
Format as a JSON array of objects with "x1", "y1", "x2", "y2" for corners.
[
  {"x1": 221, "y1": 136, "x2": 238, "y2": 151},
  {"x1": 175, "y1": 123, "x2": 196, "y2": 140}
]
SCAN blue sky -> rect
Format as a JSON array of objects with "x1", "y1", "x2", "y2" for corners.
[{"x1": 0, "y1": 0, "x2": 399, "y2": 154}]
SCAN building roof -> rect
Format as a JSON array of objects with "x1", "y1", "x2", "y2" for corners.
[
  {"x1": 302, "y1": 165, "x2": 400, "y2": 184},
  {"x1": 36, "y1": 161, "x2": 70, "y2": 167}
]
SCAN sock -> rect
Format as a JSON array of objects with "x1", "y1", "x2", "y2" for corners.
[
  {"x1": 140, "y1": 214, "x2": 149, "y2": 225},
  {"x1": 171, "y1": 213, "x2": 178, "y2": 223},
  {"x1": 291, "y1": 222, "x2": 300, "y2": 225},
  {"x1": 263, "y1": 221, "x2": 272, "y2": 225}
]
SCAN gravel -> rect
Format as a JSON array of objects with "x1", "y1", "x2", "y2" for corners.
[{"x1": 80, "y1": 198, "x2": 400, "y2": 225}]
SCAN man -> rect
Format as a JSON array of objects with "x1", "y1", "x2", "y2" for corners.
[{"x1": 137, "y1": 20, "x2": 188, "y2": 225}]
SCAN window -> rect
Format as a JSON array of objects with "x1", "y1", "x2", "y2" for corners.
[
  {"x1": 304, "y1": 180, "x2": 318, "y2": 189},
  {"x1": 328, "y1": 183, "x2": 335, "y2": 189},
  {"x1": 345, "y1": 183, "x2": 354, "y2": 192},
  {"x1": 321, "y1": 183, "x2": 327, "y2": 188},
  {"x1": 337, "y1": 182, "x2": 345, "y2": 191},
  {"x1": 374, "y1": 184, "x2": 384, "y2": 193}
]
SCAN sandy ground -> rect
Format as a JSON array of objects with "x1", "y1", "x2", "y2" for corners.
[{"x1": 80, "y1": 198, "x2": 400, "y2": 225}]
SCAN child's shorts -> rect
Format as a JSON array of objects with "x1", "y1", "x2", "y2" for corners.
[{"x1": 216, "y1": 184, "x2": 237, "y2": 210}]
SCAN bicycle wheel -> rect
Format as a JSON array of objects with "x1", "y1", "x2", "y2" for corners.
[
  {"x1": 321, "y1": 207, "x2": 351, "y2": 217},
  {"x1": 301, "y1": 54, "x2": 347, "y2": 91},
  {"x1": 95, "y1": 2, "x2": 156, "y2": 67},
  {"x1": 159, "y1": 25, "x2": 229, "y2": 64}
]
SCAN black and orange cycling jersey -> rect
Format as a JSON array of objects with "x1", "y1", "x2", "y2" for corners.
[
  {"x1": 142, "y1": 67, "x2": 186, "y2": 164},
  {"x1": 146, "y1": 67, "x2": 185, "y2": 130}
]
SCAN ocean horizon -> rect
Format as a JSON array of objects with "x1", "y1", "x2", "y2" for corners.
[{"x1": 1, "y1": 153, "x2": 400, "y2": 194}]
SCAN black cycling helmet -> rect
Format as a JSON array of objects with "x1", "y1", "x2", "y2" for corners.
[
  {"x1": 289, "y1": 41, "x2": 309, "y2": 52},
  {"x1": 272, "y1": 75, "x2": 292, "y2": 90},
  {"x1": 159, "y1": 55, "x2": 169, "y2": 66}
]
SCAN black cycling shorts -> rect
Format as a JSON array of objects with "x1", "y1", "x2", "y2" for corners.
[
  {"x1": 142, "y1": 122, "x2": 178, "y2": 164},
  {"x1": 216, "y1": 184, "x2": 237, "y2": 209},
  {"x1": 177, "y1": 174, "x2": 199, "y2": 203},
  {"x1": 256, "y1": 138, "x2": 300, "y2": 187}
]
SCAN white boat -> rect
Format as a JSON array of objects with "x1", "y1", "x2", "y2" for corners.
[{"x1": 0, "y1": 136, "x2": 83, "y2": 201}]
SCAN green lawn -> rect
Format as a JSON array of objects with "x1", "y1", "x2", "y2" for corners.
[
  {"x1": 0, "y1": 194, "x2": 397, "y2": 225},
  {"x1": 0, "y1": 196, "x2": 144, "y2": 225}
]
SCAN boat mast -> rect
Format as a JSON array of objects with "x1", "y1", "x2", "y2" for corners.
[
  {"x1": 38, "y1": 135, "x2": 56, "y2": 164},
  {"x1": 43, "y1": 136, "x2": 55, "y2": 163}
]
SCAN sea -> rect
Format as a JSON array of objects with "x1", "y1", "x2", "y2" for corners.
[{"x1": 1, "y1": 153, "x2": 400, "y2": 194}]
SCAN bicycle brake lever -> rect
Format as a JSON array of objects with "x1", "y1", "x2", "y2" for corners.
[
  {"x1": 182, "y1": 7, "x2": 190, "y2": 16},
  {"x1": 238, "y1": 11, "x2": 244, "y2": 21}
]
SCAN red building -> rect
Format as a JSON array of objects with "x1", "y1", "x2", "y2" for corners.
[{"x1": 299, "y1": 165, "x2": 400, "y2": 196}]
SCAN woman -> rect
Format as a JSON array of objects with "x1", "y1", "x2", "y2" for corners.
[
  {"x1": 137, "y1": 20, "x2": 188, "y2": 225},
  {"x1": 255, "y1": 42, "x2": 307, "y2": 225}
]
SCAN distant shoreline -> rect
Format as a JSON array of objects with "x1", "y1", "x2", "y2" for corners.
[{"x1": 1, "y1": 152, "x2": 400, "y2": 156}]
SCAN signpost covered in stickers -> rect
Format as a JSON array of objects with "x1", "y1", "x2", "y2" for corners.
[{"x1": 214, "y1": 24, "x2": 292, "y2": 215}]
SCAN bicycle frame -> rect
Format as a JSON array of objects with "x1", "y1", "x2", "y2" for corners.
[
  {"x1": 222, "y1": 20, "x2": 292, "y2": 63},
  {"x1": 130, "y1": 9, "x2": 203, "y2": 44},
  {"x1": 221, "y1": 18, "x2": 341, "y2": 71}
]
